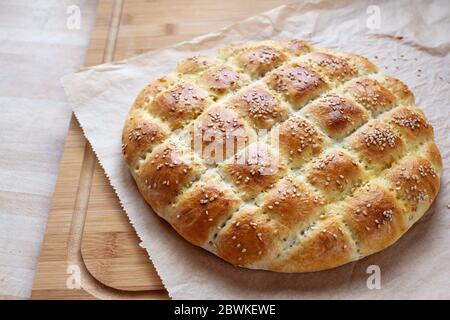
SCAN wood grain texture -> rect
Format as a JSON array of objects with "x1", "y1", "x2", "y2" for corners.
[
  {"x1": 32, "y1": 0, "x2": 291, "y2": 299},
  {"x1": 81, "y1": 162, "x2": 164, "y2": 291},
  {"x1": 32, "y1": 0, "x2": 163, "y2": 299},
  {"x1": 0, "y1": 0, "x2": 97, "y2": 299}
]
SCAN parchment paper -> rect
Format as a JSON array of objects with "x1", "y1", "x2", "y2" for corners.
[{"x1": 64, "y1": 0, "x2": 450, "y2": 299}]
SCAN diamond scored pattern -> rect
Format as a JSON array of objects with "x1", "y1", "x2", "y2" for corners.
[{"x1": 122, "y1": 40, "x2": 442, "y2": 272}]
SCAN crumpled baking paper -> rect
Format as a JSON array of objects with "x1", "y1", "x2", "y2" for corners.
[{"x1": 64, "y1": 0, "x2": 450, "y2": 299}]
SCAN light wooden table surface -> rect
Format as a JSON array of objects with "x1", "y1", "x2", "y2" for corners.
[{"x1": 0, "y1": 0, "x2": 97, "y2": 299}]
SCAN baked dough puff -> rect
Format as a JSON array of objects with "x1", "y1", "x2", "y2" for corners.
[
  {"x1": 268, "y1": 216, "x2": 359, "y2": 272},
  {"x1": 338, "y1": 52, "x2": 378, "y2": 75},
  {"x1": 383, "y1": 106, "x2": 433, "y2": 145},
  {"x1": 171, "y1": 171, "x2": 242, "y2": 246},
  {"x1": 216, "y1": 191, "x2": 322, "y2": 269},
  {"x1": 189, "y1": 106, "x2": 257, "y2": 164},
  {"x1": 266, "y1": 63, "x2": 329, "y2": 109},
  {"x1": 277, "y1": 39, "x2": 311, "y2": 56},
  {"x1": 305, "y1": 148, "x2": 364, "y2": 202},
  {"x1": 372, "y1": 74, "x2": 415, "y2": 106},
  {"x1": 134, "y1": 141, "x2": 206, "y2": 214},
  {"x1": 132, "y1": 75, "x2": 179, "y2": 110},
  {"x1": 298, "y1": 51, "x2": 358, "y2": 85},
  {"x1": 345, "y1": 120, "x2": 405, "y2": 172},
  {"x1": 277, "y1": 115, "x2": 330, "y2": 168},
  {"x1": 215, "y1": 208, "x2": 289, "y2": 266},
  {"x1": 122, "y1": 110, "x2": 170, "y2": 169},
  {"x1": 343, "y1": 76, "x2": 397, "y2": 116},
  {"x1": 227, "y1": 85, "x2": 289, "y2": 129},
  {"x1": 218, "y1": 39, "x2": 311, "y2": 61},
  {"x1": 340, "y1": 183, "x2": 407, "y2": 256},
  {"x1": 230, "y1": 39, "x2": 312, "y2": 75},
  {"x1": 148, "y1": 81, "x2": 212, "y2": 130},
  {"x1": 303, "y1": 93, "x2": 369, "y2": 140},
  {"x1": 234, "y1": 45, "x2": 288, "y2": 79},
  {"x1": 197, "y1": 64, "x2": 249, "y2": 97},
  {"x1": 122, "y1": 76, "x2": 179, "y2": 168},
  {"x1": 257, "y1": 175, "x2": 325, "y2": 230},
  {"x1": 385, "y1": 150, "x2": 441, "y2": 228},
  {"x1": 219, "y1": 142, "x2": 287, "y2": 200},
  {"x1": 177, "y1": 55, "x2": 213, "y2": 75}
]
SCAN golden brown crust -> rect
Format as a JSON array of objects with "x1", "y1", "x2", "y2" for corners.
[
  {"x1": 303, "y1": 52, "x2": 357, "y2": 83},
  {"x1": 339, "y1": 53, "x2": 378, "y2": 75},
  {"x1": 374, "y1": 74, "x2": 414, "y2": 105},
  {"x1": 135, "y1": 143, "x2": 206, "y2": 213},
  {"x1": 386, "y1": 156, "x2": 440, "y2": 214},
  {"x1": 347, "y1": 121, "x2": 404, "y2": 170},
  {"x1": 305, "y1": 93, "x2": 369, "y2": 139},
  {"x1": 132, "y1": 76, "x2": 178, "y2": 110},
  {"x1": 177, "y1": 55, "x2": 212, "y2": 74},
  {"x1": 306, "y1": 149, "x2": 363, "y2": 201},
  {"x1": 269, "y1": 217, "x2": 358, "y2": 272},
  {"x1": 343, "y1": 77, "x2": 396, "y2": 115},
  {"x1": 229, "y1": 86, "x2": 288, "y2": 129},
  {"x1": 219, "y1": 143, "x2": 287, "y2": 200},
  {"x1": 215, "y1": 208, "x2": 288, "y2": 266},
  {"x1": 266, "y1": 64, "x2": 329, "y2": 108},
  {"x1": 278, "y1": 39, "x2": 311, "y2": 56},
  {"x1": 122, "y1": 112, "x2": 170, "y2": 168},
  {"x1": 258, "y1": 176, "x2": 324, "y2": 228},
  {"x1": 424, "y1": 142, "x2": 443, "y2": 169},
  {"x1": 190, "y1": 105, "x2": 256, "y2": 163},
  {"x1": 123, "y1": 39, "x2": 442, "y2": 273},
  {"x1": 278, "y1": 116, "x2": 328, "y2": 167},
  {"x1": 342, "y1": 183, "x2": 406, "y2": 256},
  {"x1": 149, "y1": 82, "x2": 211, "y2": 129},
  {"x1": 172, "y1": 172, "x2": 242, "y2": 246},
  {"x1": 236, "y1": 45, "x2": 287, "y2": 78},
  {"x1": 385, "y1": 106, "x2": 433, "y2": 142},
  {"x1": 199, "y1": 65, "x2": 247, "y2": 95}
]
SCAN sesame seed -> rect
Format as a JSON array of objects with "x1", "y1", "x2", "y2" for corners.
[
  {"x1": 382, "y1": 209, "x2": 393, "y2": 220},
  {"x1": 362, "y1": 126, "x2": 397, "y2": 150}
]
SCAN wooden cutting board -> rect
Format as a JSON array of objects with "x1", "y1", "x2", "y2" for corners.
[{"x1": 31, "y1": 0, "x2": 289, "y2": 299}]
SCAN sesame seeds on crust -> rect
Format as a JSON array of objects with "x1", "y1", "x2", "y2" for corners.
[{"x1": 123, "y1": 39, "x2": 442, "y2": 273}]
